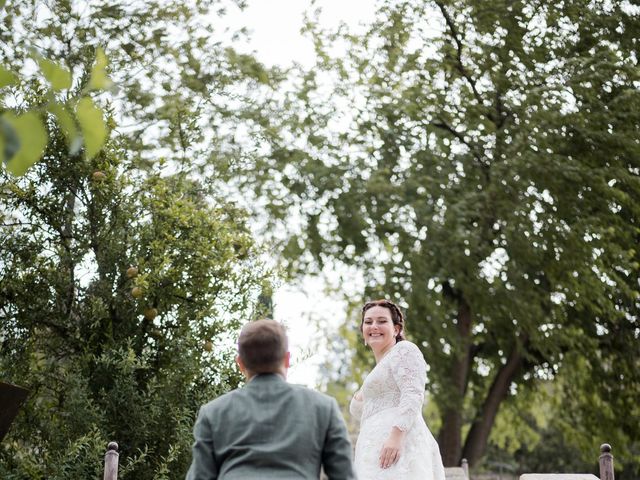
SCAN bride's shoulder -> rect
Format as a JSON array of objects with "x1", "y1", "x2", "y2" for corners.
[
  {"x1": 389, "y1": 341, "x2": 427, "y2": 373},
  {"x1": 393, "y1": 340, "x2": 423, "y2": 357},
  {"x1": 395, "y1": 340, "x2": 420, "y2": 351}
]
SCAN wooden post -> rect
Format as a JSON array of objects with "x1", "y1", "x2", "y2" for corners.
[
  {"x1": 599, "y1": 443, "x2": 614, "y2": 480},
  {"x1": 103, "y1": 441, "x2": 119, "y2": 480},
  {"x1": 461, "y1": 458, "x2": 469, "y2": 479}
]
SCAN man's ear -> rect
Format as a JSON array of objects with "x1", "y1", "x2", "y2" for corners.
[
  {"x1": 284, "y1": 351, "x2": 291, "y2": 369},
  {"x1": 236, "y1": 355, "x2": 247, "y2": 375}
]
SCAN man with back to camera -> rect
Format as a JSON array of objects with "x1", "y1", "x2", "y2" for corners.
[{"x1": 186, "y1": 319, "x2": 356, "y2": 480}]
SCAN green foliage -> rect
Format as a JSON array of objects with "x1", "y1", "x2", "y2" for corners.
[
  {"x1": 0, "y1": 65, "x2": 17, "y2": 88},
  {"x1": 0, "y1": 121, "x2": 268, "y2": 477},
  {"x1": 87, "y1": 49, "x2": 113, "y2": 91},
  {"x1": 236, "y1": 0, "x2": 640, "y2": 471},
  {"x1": 0, "y1": 1, "x2": 278, "y2": 478},
  {"x1": 76, "y1": 98, "x2": 107, "y2": 159},
  {"x1": 2, "y1": 111, "x2": 48, "y2": 175},
  {"x1": 487, "y1": 364, "x2": 640, "y2": 478},
  {"x1": 37, "y1": 57, "x2": 72, "y2": 91},
  {"x1": 0, "y1": 0, "x2": 281, "y2": 171},
  {"x1": 48, "y1": 103, "x2": 82, "y2": 154},
  {"x1": 0, "y1": 48, "x2": 111, "y2": 175}
]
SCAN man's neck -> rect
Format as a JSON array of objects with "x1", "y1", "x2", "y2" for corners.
[{"x1": 245, "y1": 369, "x2": 287, "y2": 382}]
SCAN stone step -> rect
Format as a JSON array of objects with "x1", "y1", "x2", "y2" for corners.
[{"x1": 520, "y1": 475, "x2": 599, "y2": 480}]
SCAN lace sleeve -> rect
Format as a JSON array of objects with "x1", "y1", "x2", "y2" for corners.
[
  {"x1": 390, "y1": 341, "x2": 427, "y2": 432},
  {"x1": 349, "y1": 388, "x2": 363, "y2": 420}
]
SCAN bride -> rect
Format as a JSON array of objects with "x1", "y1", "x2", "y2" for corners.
[{"x1": 350, "y1": 299, "x2": 446, "y2": 480}]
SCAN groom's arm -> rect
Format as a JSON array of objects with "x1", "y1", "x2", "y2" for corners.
[
  {"x1": 186, "y1": 406, "x2": 218, "y2": 480},
  {"x1": 321, "y1": 398, "x2": 356, "y2": 480}
]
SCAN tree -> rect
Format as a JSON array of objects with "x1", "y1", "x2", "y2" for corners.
[
  {"x1": 1, "y1": 0, "x2": 275, "y2": 167},
  {"x1": 0, "y1": 121, "x2": 267, "y2": 478},
  {"x1": 235, "y1": 0, "x2": 640, "y2": 467},
  {"x1": 0, "y1": 0, "x2": 276, "y2": 477}
]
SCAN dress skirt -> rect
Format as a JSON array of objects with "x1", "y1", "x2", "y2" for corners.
[{"x1": 354, "y1": 407, "x2": 445, "y2": 480}]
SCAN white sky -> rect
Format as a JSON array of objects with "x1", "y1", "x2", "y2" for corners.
[
  {"x1": 223, "y1": 0, "x2": 376, "y2": 386},
  {"x1": 225, "y1": 0, "x2": 376, "y2": 68},
  {"x1": 272, "y1": 276, "x2": 350, "y2": 386}
]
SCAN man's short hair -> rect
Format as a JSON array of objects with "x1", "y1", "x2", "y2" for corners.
[{"x1": 238, "y1": 319, "x2": 288, "y2": 373}]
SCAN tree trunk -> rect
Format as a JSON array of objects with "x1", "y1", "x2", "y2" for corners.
[
  {"x1": 438, "y1": 297, "x2": 474, "y2": 466},
  {"x1": 61, "y1": 188, "x2": 77, "y2": 317},
  {"x1": 461, "y1": 339, "x2": 525, "y2": 466},
  {"x1": 439, "y1": 408, "x2": 463, "y2": 467}
]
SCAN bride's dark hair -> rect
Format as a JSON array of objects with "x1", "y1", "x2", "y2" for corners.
[{"x1": 361, "y1": 299, "x2": 406, "y2": 342}]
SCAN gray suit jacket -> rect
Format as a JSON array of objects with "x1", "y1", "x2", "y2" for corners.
[{"x1": 186, "y1": 373, "x2": 355, "y2": 480}]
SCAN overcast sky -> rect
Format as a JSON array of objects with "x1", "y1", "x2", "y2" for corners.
[{"x1": 224, "y1": 0, "x2": 375, "y2": 68}]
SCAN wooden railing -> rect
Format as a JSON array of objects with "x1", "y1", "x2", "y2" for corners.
[
  {"x1": 102, "y1": 442, "x2": 615, "y2": 480},
  {"x1": 599, "y1": 444, "x2": 614, "y2": 480},
  {"x1": 103, "y1": 442, "x2": 119, "y2": 480},
  {"x1": 444, "y1": 458, "x2": 470, "y2": 480},
  {"x1": 519, "y1": 444, "x2": 615, "y2": 480}
]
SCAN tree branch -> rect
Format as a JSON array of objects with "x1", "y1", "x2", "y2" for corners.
[
  {"x1": 431, "y1": 119, "x2": 486, "y2": 167},
  {"x1": 435, "y1": 1, "x2": 482, "y2": 103}
]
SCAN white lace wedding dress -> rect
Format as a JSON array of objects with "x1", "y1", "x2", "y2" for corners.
[{"x1": 350, "y1": 341, "x2": 446, "y2": 480}]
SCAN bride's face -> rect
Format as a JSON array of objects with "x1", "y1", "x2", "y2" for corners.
[{"x1": 362, "y1": 305, "x2": 400, "y2": 354}]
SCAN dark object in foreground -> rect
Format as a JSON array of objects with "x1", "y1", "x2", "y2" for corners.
[{"x1": 0, "y1": 381, "x2": 29, "y2": 443}]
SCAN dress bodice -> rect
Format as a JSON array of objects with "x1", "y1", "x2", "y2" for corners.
[{"x1": 350, "y1": 341, "x2": 427, "y2": 432}]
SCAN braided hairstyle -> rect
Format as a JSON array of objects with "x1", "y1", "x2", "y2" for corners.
[{"x1": 361, "y1": 299, "x2": 406, "y2": 343}]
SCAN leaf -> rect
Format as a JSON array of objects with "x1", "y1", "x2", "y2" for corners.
[
  {"x1": 0, "y1": 116, "x2": 20, "y2": 162},
  {"x1": 49, "y1": 103, "x2": 82, "y2": 154},
  {"x1": 0, "y1": 65, "x2": 16, "y2": 88},
  {"x1": 88, "y1": 48, "x2": 113, "y2": 90},
  {"x1": 37, "y1": 57, "x2": 72, "y2": 91},
  {"x1": 2, "y1": 112, "x2": 48, "y2": 176},
  {"x1": 76, "y1": 97, "x2": 107, "y2": 159}
]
